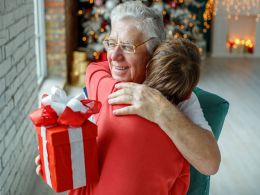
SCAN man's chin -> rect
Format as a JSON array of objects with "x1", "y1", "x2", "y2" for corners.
[
  {"x1": 111, "y1": 73, "x2": 129, "y2": 82},
  {"x1": 113, "y1": 77, "x2": 128, "y2": 82}
]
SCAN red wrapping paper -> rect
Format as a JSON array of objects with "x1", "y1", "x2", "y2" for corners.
[{"x1": 30, "y1": 99, "x2": 101, "y2": 192}]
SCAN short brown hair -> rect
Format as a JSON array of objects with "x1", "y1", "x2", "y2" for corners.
[{"x1": 144, "y1": 38, "x2": 201, "y2": 104}]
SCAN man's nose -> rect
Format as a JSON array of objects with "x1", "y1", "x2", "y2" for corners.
[{"x1": 110, "y1": 45, "x2": 124, "y2": 61}]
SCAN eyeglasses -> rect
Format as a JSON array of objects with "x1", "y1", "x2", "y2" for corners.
[{"x1": 103, "y1": 37, "x2": 156, "y2": 54}]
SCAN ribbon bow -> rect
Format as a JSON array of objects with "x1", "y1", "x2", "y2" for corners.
[{"x1": 30, "y1": 87, "x2": 101, "y2": 127}]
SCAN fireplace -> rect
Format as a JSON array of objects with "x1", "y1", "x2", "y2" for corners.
[
  {"x1": 226, "y1": 15, "x2": 256, "y2": 54},
  {"x1": 211, "y1": 10, "x2": 260, "y2": 58}
]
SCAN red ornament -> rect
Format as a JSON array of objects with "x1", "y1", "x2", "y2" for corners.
[
  {"x1": 101, "y1": 20, "x2": 108, "y2": 29},
  {"x1": 247, "y1": 46, "x2": 254, "y2": 54},
  {"x1": 99, "y1": 51, "x2": 107, "y2": 62},
  {"x1": 171, "y1": 2, "x2": 176, "y2": 8}
]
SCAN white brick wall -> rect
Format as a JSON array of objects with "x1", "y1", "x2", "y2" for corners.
[{"x1": 0, "y1": 0, "x2": 39, "y2": 194}]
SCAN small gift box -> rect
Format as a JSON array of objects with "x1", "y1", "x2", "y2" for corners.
[{"x1": 30, "y1": 87, "x2": 101, "y2": 192}]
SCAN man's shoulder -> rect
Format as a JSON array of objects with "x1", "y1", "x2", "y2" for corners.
[
  {"x1": 89, "y1": 60, "x2": 109, "y2": 66},
  {"x1": 87, "y1": 61, "x2": 110, "y2": 74}
]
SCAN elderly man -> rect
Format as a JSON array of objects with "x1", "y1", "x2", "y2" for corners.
[
  {"x1": 104, "y1": 1, "x2": 220, "y2": 175},
  {"x1": 36, "y1": 1, "x2": 220, "y2": 194}
]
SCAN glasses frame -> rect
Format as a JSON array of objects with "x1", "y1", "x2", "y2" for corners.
[{"x1": 103, "y1": 37, "x2": 156, "y2": 54}]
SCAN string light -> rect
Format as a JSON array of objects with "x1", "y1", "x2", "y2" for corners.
[
  {"x1": 162, "y1": 10, "x2": 167, "y2": 16},
  {"x1": 203, "y1": 0, "x2": 214, "y2": 34},
  {"x1": 93, "y1": 51, "x2": 99, "y2": 60},
  {"x1": 174, "y1": 33, "x2": 180, "y2": 39},
  {"x1": 78, "y1": 10, "x2": 83, "y2": 15},
  {"x1": 82, "y1": 36, "x2": 87, "y2": 42},
  {"x1": 93, "y1": 52, "x2": 98, "y2": 57},
  {"x1": 214, "y1": 0, "x2": 260, "y2": 21}
]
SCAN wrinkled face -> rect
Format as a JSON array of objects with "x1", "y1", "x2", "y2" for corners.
[{"x1": 107, "y1": 19, "x2": 151, "y2": 83}]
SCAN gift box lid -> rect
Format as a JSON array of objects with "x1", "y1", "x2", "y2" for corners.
[{"x1": 36, "y1": 120, "x2": 97, "y2": 146}]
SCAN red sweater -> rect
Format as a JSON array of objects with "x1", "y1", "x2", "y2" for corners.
[{"x1": 68, "y1": 61, "x2": 190, "y2": 195}]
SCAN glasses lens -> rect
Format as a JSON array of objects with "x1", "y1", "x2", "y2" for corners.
[
  {"x1": 103, "y1": 40, "x2": 115, "y2": 49},
  {"x1": 103, "y1": 40, "x2": 135, "y2": 53},
  {"x1": 121, "y1": 44, "x2": 134, "y2": 53},
  {"x1": 107, "y1": 40, "x2": 117, "y2": 48}
]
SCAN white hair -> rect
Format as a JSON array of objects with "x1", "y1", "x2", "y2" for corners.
[{"x1": 110, "y1": 1, "x2": 166, "y2": 54}]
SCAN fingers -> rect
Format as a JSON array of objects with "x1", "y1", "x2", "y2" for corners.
[
  {"x1": 112, "y1": 106, "x2": 136, "y2": 115},
  {"x1": 114, "y1": 82, "x2": 138, "y2": 89},
  {"x1": 108, "y1": 88, "x2": 132, "y2": 99},
  {"x1": 35, "y1": 155, "x2": 41, "y2": 165},
  {"x1": 35, "y1": 154, "x2": 42, "y2": 176},
  {"x1": 36, "y1": 165, "x2": 42, "y2": 176},
  {"x1": 108, "y1": 94, "x2": 133, "y2": 105}
]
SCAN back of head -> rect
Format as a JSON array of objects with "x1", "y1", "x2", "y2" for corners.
[
  {"x1": 144, "y1": 38, "x2": 201, "y2": 104},
  {"x1": 111, "y1": 1, "x2": 165, "y2": 54}
]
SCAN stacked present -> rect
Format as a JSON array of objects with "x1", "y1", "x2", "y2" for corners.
[
  {"x1": 29, "y1": 87, "x2": 101, "y2": 192},
  {"x1": 70, "y1": 50, "x2": 89, "y2": 86}
]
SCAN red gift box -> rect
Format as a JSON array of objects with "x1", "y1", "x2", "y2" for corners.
[{"x1": 30, "y1": 98, "x2": 101, "y2": 192}]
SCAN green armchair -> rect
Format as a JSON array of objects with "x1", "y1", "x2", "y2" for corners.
[{"x1": 187, "y1": 87, "x2": 229, "y2": 195}]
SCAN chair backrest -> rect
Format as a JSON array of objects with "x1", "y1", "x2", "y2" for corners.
[{"x1": 187, "y1": 87, "x2": 229, "y2": 195}]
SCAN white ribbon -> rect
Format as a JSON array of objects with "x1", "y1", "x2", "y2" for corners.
[
  {"x1": 41, "y1": 126, "x2": 87, "y2": 189},
  {"x1": 41, "y1": 126, "x2": 52, "y2": 188},
  {"x1": 68, "y1": 127, "x2": 86, "y2": 188},
  {"x1": 88, "y1": 115, "x2": 96, "y2": 124}
]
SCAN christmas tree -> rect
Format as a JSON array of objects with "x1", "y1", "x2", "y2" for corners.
[{"x1": 77, "y1": 0, "x2": 214, "y2": 61}]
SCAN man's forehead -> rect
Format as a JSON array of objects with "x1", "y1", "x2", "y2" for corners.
[
  {"x1": 109, "y1": 34, "x2": 137, "y2": 43},
  {"x1": 110, "y1": 21, "x2": 144, "y2": 43}
]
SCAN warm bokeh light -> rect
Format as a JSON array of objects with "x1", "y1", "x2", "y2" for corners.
[
  {"x1": 82, "y1": 36, "x2": 87, "y2": 42},
  {"x1": 78, "y1": 10, "x2": 83, "y2": 15},
  {"x1": 215, "y1": 0, "x2": 260, "y2": 21},
  {"x1": 227, "y1": 38, "x2": 254, "y2": 54}
]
